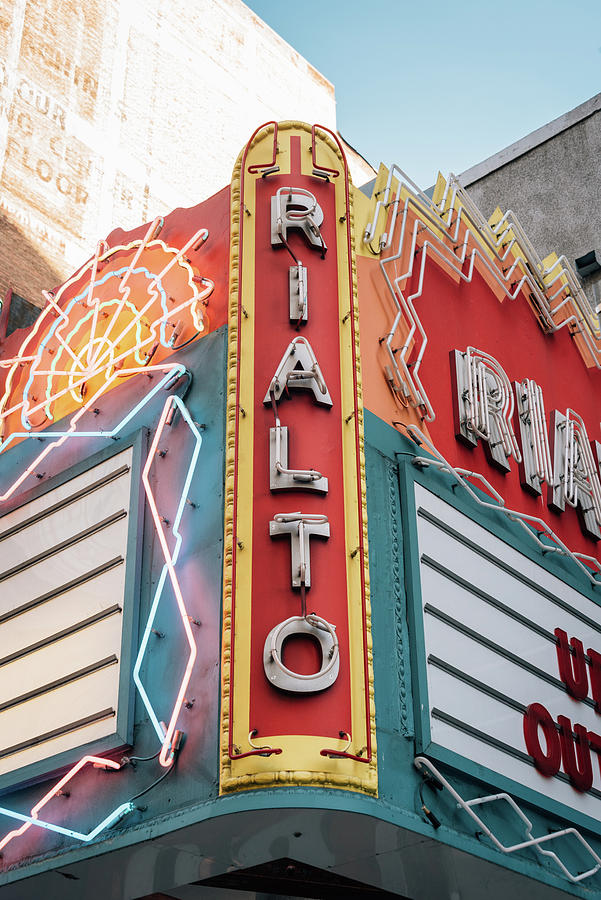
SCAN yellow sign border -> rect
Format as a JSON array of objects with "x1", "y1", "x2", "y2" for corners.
[{"x1": 220, "y1": 121, "x2": 376, "y2": 795}]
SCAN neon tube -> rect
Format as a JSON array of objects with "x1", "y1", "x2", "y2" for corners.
[
  {"x1": 0, "y1": 227, "x2": 211, "y2": 854},
  {"x1": 136, "y1": 394, "x2": 202, "y2": 767},
  {"x1": 401, "y1": 422, "x2": 601, "y2": 586},
  {"x1": 368, "y1": 166, "x2": 601, "y2": 423},
  {"x1": 0, "y1": 390, "x2": 202, "y2": 851},
  {"x1": 0, "y1": 756, "x2": 125, "y2": 852},
  {"x1": 0, "y1": 227, "x2": 211, "y2": 436},
  {"x1": 414, "y1": 756, "x2": 601, "y2": 884},
  {"x1": 0, "y1": 801, "x2": 134, "y2": 842},
  {"x1": 0, "y1": 363, "x2": 189, "y2": 502},
  {"x1": 0, "y1": 234, "x2": 212, "y2": 498}
]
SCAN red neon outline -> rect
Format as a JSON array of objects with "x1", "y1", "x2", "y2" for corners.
[
  {"x1": 247, "y1": 122, "x2": 278, "y2": 174},
  {"x1": 313, "y1": 123, "x2": 372, "y2": 764}
]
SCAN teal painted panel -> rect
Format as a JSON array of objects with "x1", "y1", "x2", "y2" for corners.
[
  {"x1": 0, "y1": 326, "x2": 227, "y2": 868},
  {"x1": 363, "y1": 409, "x2": 601, "y2": 898}
]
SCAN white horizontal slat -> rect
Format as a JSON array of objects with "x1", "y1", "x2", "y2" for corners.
[
  {"x1": 424, "y1": 612, "x2": 588, "y2": 727},
  {"x1": 0, "y1": 565, "x2": 125, "y2": 661},
  {"x1": 0, "y1": 665, "x2": 119, "y2": 756},
  {"x1": 420, "y1": 564, "x2": 554, "y2": 672},
  {"x1": 0, "y1": 612, "x2": 123, "y2": 705},
  {"x1": 0, "y1": 716, "x2": 118, "y2": 777},
  {"x1": 0, "y1": 475, "x2": 128, "y2": 563},
  {"x1": 415, "y1": 482, "x2": 601, "y2": 637},
  {"x1": 0, "y1": 447, "x2": 133, "y2": 535},
  {"x1": 431, "y1": 714, "x2": 601, "y2": 823},
  {"x1": 429, "y1": 666, "x2": 520, "y2": 747},
  {"x1": 0, "y1": 516, "x2": 129, "y2": 610},
  {"x1": 415, "y1": 481, "x2": 601, "y2": 824},
  {"x1": 418, "y1": 518, "x2": 601, "y2": 654},
  {"x1": 0, "y1": 448, "x2": 135, "y2": 784}
]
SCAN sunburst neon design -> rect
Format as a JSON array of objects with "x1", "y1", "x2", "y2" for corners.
[
  {"x1": 0, "y1": 217, "x2": 211, "y2": 460},
  {"x1": 0, "y1": 217, "x2": 212, "y2": 853}
]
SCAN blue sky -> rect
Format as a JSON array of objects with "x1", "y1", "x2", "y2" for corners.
[{"x1": 245, "y1": 0, "x2": 601, "y2": 187}]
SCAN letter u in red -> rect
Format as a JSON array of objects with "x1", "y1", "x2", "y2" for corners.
[
  {"x1": 554, "y1": 628, "x2": 588, "y2": 700},
  {"x1": 557, "y1": 716, "x2": 593, "y2": 792}
]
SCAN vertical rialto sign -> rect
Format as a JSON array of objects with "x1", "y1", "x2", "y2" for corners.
[{"x1": 220, "y1": 122, "x2": 376, "y2": 794}]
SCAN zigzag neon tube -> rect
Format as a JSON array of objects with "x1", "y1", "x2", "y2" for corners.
[
  {"x1": 136, "y1": 394, "x2": 202, "y2": 767},
  {"x1": 0, "y1": 756, "x2": 128, "y2": 852},
  {"x1": 0, "y1": 389, "x2": 201, "y2": 852},
  {"x1": 0, "y1": 226, "x2": 209, "y2": 853},
  {"x1": 367, "y1": 168, "x2": 601, "y2": 422}
]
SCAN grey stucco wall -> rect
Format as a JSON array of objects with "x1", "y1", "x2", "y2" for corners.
[{"x1": 461, "y1": 106, "x2": 601, "y2": 307}]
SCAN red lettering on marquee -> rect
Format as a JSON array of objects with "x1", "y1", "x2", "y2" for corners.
[
  {"x1": 587, "y1": 648, "x2": 601, "y2": 713},
  {"x1": 525, "y1": 629, "x2": 601, "y2": 792},
  {"x1": 523, "y1": 703, "x2": 561, "y2": 777},
  {"x1": 557, "y1": 716, "x2": 594, "y2": 792},
  {"x1": 554, "y1": 627, "x2": 588, "y2": 701}
]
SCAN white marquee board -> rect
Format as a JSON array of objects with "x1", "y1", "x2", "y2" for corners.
[
  {"x1": 0, "y1": 447, "x2": 135, "y2": 783},
  {"x1": 414, "y1": 482, "x2": 601, "y2": 823}
]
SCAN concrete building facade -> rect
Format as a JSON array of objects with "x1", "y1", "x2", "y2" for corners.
[{"x1": 459, "y1": 94, "x2": 601, "y2": 307}]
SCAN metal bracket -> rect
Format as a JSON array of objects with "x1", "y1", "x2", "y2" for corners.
[
  {"x1": 289, "y1": 263, "x2": 308, "y2": 322},
  {"x1": 269, "y1": 512, "x2": 330, "y2": 588},
  {"x1": 269, "y1": 424, "x2": 328, "y2": 493},
  {"x1": 414, "y1": 756, "x2": 601, "y2": 885}
]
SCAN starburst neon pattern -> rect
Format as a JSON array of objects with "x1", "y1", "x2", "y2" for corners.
[
  {"x1": 0, "y1": 217, "x2": 212, "y2": 483},
  {"x1": 0, "y1": 217, "x2": 212, "y2": 854}
]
